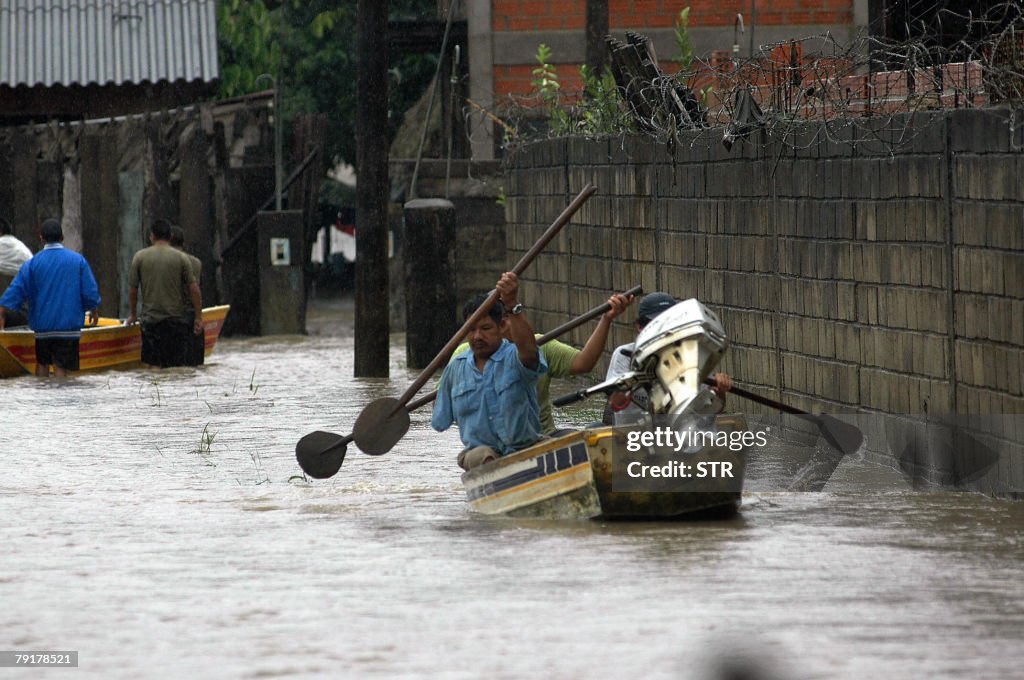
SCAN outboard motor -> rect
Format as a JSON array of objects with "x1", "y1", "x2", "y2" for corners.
[{"x1": 630, "y1": 299, "x2": 728, "y2": 416}]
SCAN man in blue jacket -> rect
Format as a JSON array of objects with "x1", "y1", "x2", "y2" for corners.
[{"x1": 0, "y1": 219, "x2": 101, "y2": 378}]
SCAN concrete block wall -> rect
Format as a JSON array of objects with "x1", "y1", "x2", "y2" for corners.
[{"x1": 503, "y1": 108, "x2": 1024, "y2": 494}]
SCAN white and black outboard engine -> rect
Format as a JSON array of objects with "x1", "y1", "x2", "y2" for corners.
[{"x1": 630, "y1": 299, "x2": 728, "y2": 417}]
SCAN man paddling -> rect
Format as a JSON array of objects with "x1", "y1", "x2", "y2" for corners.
[
  {"x1": 432, "y1": 272, "x2": 548, "y2": 470},
  {"x1": 450, "y1": 290, "x2": 634, "y2": 435}
]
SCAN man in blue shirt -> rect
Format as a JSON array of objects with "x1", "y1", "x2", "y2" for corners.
[
  {"x1": 0, "y1": 219, "x2": 101, "y2": 378},
  {"x1": 432, "y1": 272, "x2": 548, "y2": 470}
]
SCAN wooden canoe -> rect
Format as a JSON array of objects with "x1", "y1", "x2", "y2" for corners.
[
  {"x1": 461, "y1": 415, "x2": 748, "y2": 519},
  {"x1": 0, "y1": 304, "x2": 230, "y2": 378}
]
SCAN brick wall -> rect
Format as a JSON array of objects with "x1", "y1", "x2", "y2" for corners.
[
  {"x1": 491, "y1": 0, "x2": 857, "y2": 98},
  {"x1": 503, "y1": 107, "x2": 1024, "y2": 494}
]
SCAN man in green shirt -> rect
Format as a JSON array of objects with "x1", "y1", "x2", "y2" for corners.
[
  {"x1": 127, "y1": 219, "x2": 202, "y2": 367},
  {"x1": 451, "y1": 291, "x2": 633, "y2": 434}
]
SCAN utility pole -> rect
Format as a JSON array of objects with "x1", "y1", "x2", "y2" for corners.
[
  {"x1": 355, "y1": 0, "x2": 390, "y2": 377},
  {"x1": 585, "y1": 0, "x2": 609, "y2": 77}
]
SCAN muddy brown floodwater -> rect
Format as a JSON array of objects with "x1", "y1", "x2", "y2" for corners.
[{"x1": 1, "y1": 295, "x2": 1022, "y2": 679}]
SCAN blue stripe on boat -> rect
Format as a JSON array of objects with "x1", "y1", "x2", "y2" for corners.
[{"x1": 466, "y1": 441, "x2": 589, "y2": 501}]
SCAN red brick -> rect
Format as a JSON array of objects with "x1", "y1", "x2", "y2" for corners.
[
  {"x1": 646, "y1": 14, "x2": 678, "y2": 28},
  {"x1": 519, "y1": 1, "x2": 548, "y2": 17},
  {"x1": 535, "y1": 15, "x2": 563, "y2": 30},
  {"x1": 787, "y1": 11, "x2": 813, "y2": 24},
  {"x1": 506, "y1": 16, "x2": 537, "y2": 31},
  {"x1": 757, "y1": 11, "x2": 786, "y2": 25},
  {"x1": 493, "y1": 0, "x2": 520, "y2": 17},
  {"x1": 813, "y1": 10, "x2": 852, "y2": 24},
  {"x1": 548, "y1": 0, "x2": 584, "y2": 17},
  {"x1": 506, "y1": 65, "x2": 536, "y2": 79}
]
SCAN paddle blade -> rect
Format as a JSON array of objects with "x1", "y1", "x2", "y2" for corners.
[
  {"x1": 295, "y1": 431, "x2": 348, "y2": 479},
  {"x1": 353, "y1": 397, "x2": 411, "y2": 455},
  {"x1": 817, "y1": 415, "x2": 863, "y2": 456}
]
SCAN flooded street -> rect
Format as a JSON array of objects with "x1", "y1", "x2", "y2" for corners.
[{"x1": 2, "y1": 296, "x2": 1023, "y2": 679}]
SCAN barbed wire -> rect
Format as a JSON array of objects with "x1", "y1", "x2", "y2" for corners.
[{"x1": 471, "y1": 1, "x2": 1024, "y2": 157}]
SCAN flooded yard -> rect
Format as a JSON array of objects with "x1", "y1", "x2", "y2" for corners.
[{"x1": 1, "y1": 296, "x2": 1022, "y2": 679}]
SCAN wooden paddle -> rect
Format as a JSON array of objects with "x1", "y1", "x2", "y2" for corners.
[
  {"x1": 404, "y1": 283, "x2": 644, "y2": 411},
  {"x1": 709, "y1": 379, "x2": 863, "y2": 455},
  {"x1": 552, "y1": 374, "x2": 863, "y2": 457},
  {"x1": 295, "y1": 183, "x2": 599, "y2": 479}
]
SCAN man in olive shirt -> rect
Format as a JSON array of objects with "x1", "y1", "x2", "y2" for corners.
[
  {"x1": 169, "y1": 225, "x2": 205, "y2": 366},
  {"x1": 127, "y1": 219, "x2": 202, "y2": 367}
]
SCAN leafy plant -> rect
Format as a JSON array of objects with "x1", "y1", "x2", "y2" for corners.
[
  {"x1": 673, "y1": 7, "x2": 694, "y2": 70},
  {"x1": 532, "y1": 44, "x2": 572, "y2": 134},
  {"x1": 531, "y1": 45, "x2": 630, "y2": 137},
  {"x1": 577, "y1": 65, "x2": 634, "y2": 136},
  {"x1": 672, "y1": 7, "x2": 713, "y2": 115}
]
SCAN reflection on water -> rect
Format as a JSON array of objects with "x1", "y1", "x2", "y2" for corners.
[{"x1": 1, "y1": 312, "x2": 1023, "y2": 679}]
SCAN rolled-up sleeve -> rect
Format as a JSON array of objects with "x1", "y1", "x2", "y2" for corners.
[{"x1": 431, "y1": 365, "x2": 455, "y2": 432}]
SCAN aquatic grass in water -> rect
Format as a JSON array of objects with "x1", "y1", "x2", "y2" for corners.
[
  {"x1": 193, "y1": 423, "x2": 217, "y2": 466},
  {"x1": 247, "y1": 449, "x2": 270, "y2": 486}
]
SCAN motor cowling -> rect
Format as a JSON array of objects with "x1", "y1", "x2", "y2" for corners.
[{"x1": 630, "y1": 299, "x2": 728, "y2": 415}]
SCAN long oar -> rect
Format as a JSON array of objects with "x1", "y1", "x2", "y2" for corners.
[
  {"x1": 553, "y1": 374, "x2": 864, "y2": 457},
  {"x1": 296, "y1": 183, "x2": 598, "y2": 479},
  {"x1": 297, "y1": 283, "x2": 637, "y2": 478},
  {"x1": 404, "y1": 283, "x2": 643, "y2": 411},
  {"x1": 714, "y1": 380, "x2": 863, "y2": 455}
]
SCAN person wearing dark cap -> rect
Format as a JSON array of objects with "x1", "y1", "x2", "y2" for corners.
[
  {"x1": 126, "y1": 218, "x2": 202, "y2": 368},
  {"x1": 603, "y1": 292, "x2": 731, "y2": 423},
  {"x1": 0, "y1": 218, "x2": 101, "y2": 378},
  {"x1": 169, "y1": 225, "x2": 205, "y2": 366}
]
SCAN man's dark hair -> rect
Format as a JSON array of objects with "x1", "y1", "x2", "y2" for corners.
[
  {"x1": 463, "y1": 293, "x2": 505, "y2": 325},
  {"x1": 40, "y1": 218, "x2": 63, "y2": 243},
  {"x1": 0, "y1": 216, "x2": 12, "y2": 236},
  {"x1": 150, "y1": 218, "x2": 172, "y2": 241},
  {"x1": 636, "y1": 292, "x2": 676, "y2": 327},
  {"x1": 169, "y1": 225, "x2": 185, "y2": 248}
]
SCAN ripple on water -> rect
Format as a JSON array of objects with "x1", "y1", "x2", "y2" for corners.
[{"x1": 1, "y1": 328, "x2": 1022, "y2": 679}]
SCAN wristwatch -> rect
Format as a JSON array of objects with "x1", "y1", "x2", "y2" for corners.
[{"x1": 508, "y1": 303, "x2": 524, "y2": 316}]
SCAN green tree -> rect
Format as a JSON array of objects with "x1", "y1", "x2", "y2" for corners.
[{"x1": 216, "y1": 0, "x2": 437, "y2": 167}]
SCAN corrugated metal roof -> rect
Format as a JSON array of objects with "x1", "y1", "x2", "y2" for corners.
[{"x1": 0, "y1": 0, "x2": 219, "y2": 88}]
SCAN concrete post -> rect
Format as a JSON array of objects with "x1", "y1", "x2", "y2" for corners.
[
  {"x1": 257, "y1": 210, "x2": 305, "y2": 335},
  {"x1": 403, "y1": 198, "x2": 457, "y2": 369}
]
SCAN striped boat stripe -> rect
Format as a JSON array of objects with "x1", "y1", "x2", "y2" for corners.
[{"x1": 465, "y1": 442, "x2": 589, "y2": 501}]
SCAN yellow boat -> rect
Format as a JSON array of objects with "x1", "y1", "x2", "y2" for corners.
[{"x1": 0, "y1": 305, "x2": 230, "y2": 378}]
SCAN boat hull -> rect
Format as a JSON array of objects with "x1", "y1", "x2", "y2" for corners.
[
  {"x1": 0, "y1": 305, "x2": 230, "y2": 377},
  {"x1": 461, "y1": 415, "x2": 747, "y2": 520}
]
